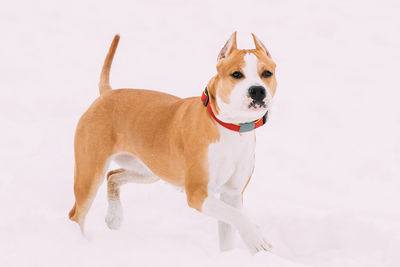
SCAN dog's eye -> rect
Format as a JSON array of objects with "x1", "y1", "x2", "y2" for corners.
[
  {"x1": 231, "y1": 71, "x2": 244, "y2": 79},
  {"x1": 261, "y1": 70, "x2": 273, "y2": 78}
]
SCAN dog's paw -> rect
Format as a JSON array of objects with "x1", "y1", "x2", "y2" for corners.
[
  {"x1": 105, "y1": 202, "x2": 123, "y2": 230},
  {"x1": 240, "y1": 226, "x2": 272, "y2": 255}
]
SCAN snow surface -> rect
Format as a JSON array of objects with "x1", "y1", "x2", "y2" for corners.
[{"x1": 1, "y1": 0, "x2": 400, "y2": 266}]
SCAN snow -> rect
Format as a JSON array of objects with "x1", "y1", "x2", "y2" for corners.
[{"x1": 1, "y1": 0, "x2": 400, "y2": 266}]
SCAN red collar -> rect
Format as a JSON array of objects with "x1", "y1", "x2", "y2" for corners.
[{"x1": 201, "y1": 88, "x2": 268, "y2": 133}]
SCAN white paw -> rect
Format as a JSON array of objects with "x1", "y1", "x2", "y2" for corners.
[
  {"x1": 240, "y1": 225, "x2": 272, "y2": 255},
  {"x1": 105, "y1": 201, "x2": 123, "y2": 230}
]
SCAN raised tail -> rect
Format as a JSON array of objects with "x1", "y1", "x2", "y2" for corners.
[{"x1": 99, "y1": 34, "x2": 120, "y2": 95}]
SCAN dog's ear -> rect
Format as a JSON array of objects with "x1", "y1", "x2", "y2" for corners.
[
  {"x1": 217, "y1": 32, "x2": 237, "y2": 62},
  {"x1": 252, "y1": 33, "x2": 271, "y2": 58}
]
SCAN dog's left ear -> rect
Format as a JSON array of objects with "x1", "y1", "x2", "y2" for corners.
[
  {"x1": 252, "y1": 33, "x2": 271, "y2": 58},
  {"x1": 217, "y1": 32, "x2": 237, "y2": 62}
]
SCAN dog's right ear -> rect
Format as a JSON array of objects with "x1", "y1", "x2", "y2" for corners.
[{"x1": 217, "y1": 32, "x2": 237, "y2": 63}]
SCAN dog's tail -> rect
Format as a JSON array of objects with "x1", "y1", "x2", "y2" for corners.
[{"x1": 99, "y1": 34, "x2": 120, "y2": 95}]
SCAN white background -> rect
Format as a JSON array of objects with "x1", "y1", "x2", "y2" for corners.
[{"x1": 1, "y1": 0, "x2": 399, "y2": 266}]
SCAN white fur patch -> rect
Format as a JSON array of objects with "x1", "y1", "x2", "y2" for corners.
[
  {"x1": 112, "y1": 152, "x2": 154, "y2": 176},
  {"x1": 207, "y1": 124, "x2": 255, "y2": 195},
  {"x1": 204, "y1": 126, "x2": 273, "y2": 254},
  {"x1": 202, "y1": 195, "x2": 272, "y2": 254}
]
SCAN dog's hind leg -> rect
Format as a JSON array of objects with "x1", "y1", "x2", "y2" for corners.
[
  {"x1": 69, "y1": 155, "x2": 110, "y2": 233},
  {"x1": 105, "y1": 154, "x2": 159, "y2": 230},
  {"x1": 68, "y1": 123, "x2": 113, "y2": 233}
]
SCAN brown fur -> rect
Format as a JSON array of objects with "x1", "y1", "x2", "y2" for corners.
[
  {"x1": 69, "y1": 33, "x2": 276, "y2": 230},
  {"x1": 106, "y1": 168, "x2": 125, "y2": 201},
  {"x1": 69, "y1": 89, "x2": 220, "y2": 226},
  {"x1": 99, "y1": 34, "x2": 120, "y2": 95},
  {"x1": 107, "y1": 168, "x2": 125, "y2": 181}
]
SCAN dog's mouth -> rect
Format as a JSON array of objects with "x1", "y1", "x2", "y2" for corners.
[{"x1": 248, "y1": 100, "x2": 267, "y2": 110}]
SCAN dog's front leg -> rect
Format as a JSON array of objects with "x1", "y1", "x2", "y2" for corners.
[
  {"x1": 184, "y1": 158, "x2": 270, "y2": 254},
  {"x1": 202, "y1": 195, "x2": 271, "y2": 255},
  {"x1": 218, "y1": 191, "x2": 242, "y2": 251}
]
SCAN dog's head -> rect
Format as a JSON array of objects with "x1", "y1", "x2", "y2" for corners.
[{"x1": 207, "y1": 32, "x2": 277, "y2": 124}]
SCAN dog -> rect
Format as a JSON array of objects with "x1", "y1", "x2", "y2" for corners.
[{"x1": 69, "y1": 32, "x2": 277, "y2": 254}]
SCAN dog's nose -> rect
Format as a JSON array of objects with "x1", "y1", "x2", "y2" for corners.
[{"x1": 248, "y1": 86, "x2": 266, "y2": 101}]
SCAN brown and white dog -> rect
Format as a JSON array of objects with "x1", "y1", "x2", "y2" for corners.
[{"x1": 69, "y1": 32, "x2": 277, "y2": 254}]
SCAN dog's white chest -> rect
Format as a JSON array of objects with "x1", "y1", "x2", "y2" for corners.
[{"x1": 207, "y1": 125, "x2": 256, "y2": 194}]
